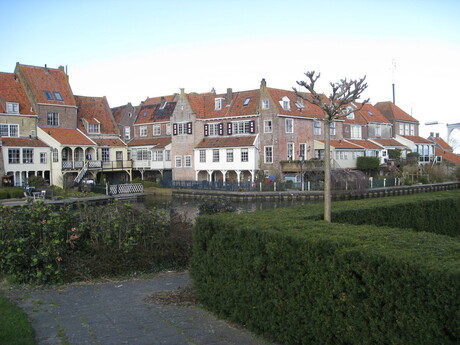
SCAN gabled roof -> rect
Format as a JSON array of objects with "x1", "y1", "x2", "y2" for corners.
[
  {"x1": 346, "y1": 139, "x2": 383, "y2": 149},
  {"x1": 266, "y1": 88, "x2": 323, "y2": 119},
  {"x1": 143, "y1": 95, "x2": 177, "y2": 105},
  {"x1": 0, "y1": 72, "x2": 36, "y2": 115},
  {"x1": 127, "y1": 137, "x2": 171, "y2": 148},
  {"x1": 355, "y1": 103, "x2": 391, "y2": 124},
  {"x1": 16, "y1": 64, "x2": 76, "y2": 106},
  {"x1": 111, "y1": 103, "x2": 132, "y2": 123},
  {"x1": 402, "y1": 135, "x2": 433, "y2": 144},
  {"x1": 195, "y1": 135, "x2": 256, "y2": 148},
  {"x1": 323, "y1": 140, "x2": 364, "y2": 150},
  {"x1": 41, "y1": 127, "x2": 94, "y2": 145},
  {"x1": 371, "y1": 138, "x2": 407, "y2": 148},
  {"x1": 374, "y1": 101, "x2": 418, "y2": 123},
  {"x1": 91, "y1": 138, "x2": 126, "y2": 147},
  {"x1": 435, "y1": 148, "x2": 460, "y2": 164},
  {"x1": 430, "y1": 136, "x2": 452, "y2": 151},
  {"x1": 135, "y1": 102, "x2": 176, "y2": 124},
  {"x1": 1, "y1": 137, "x2": 48, "y2": 147},
  {"x1": 75, "y1": 96, "x2": 118, "y2": 134}
]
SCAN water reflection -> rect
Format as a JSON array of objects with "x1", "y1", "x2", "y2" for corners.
[{"x1": 138, "y1": 194, "x2": 319, "y2": 221}]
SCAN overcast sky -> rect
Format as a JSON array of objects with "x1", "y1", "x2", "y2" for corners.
[{"x1": 2, "y1": 0, "x2": 459, "y2": 145}]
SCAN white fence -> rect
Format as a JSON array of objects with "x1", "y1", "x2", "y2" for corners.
[{"x1": 107, "y1": 183, "x2": 144, "y2": 195}]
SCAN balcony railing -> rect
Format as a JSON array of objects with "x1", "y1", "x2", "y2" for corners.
[{"x1": 62, "y1": 160, "x2": 132, "y2": 170}]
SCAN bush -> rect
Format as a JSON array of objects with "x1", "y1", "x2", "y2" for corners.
[
  {"x1": 357, "y1": 156, "x2": 380, "y2": 174},
  {"x1": 198, "y1": 197, "x2": 236, "y2": 215}
]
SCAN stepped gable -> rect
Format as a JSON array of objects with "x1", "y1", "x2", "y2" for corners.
[
  {"x1": 0, "y1": 72, "x2": 36, "y2": 115},
  {"x1": 75, "y1": 96, "x2": 118, "y2": 134},
  {"x1": 16, "y1": 64, "x2": 76, "y2": 106},
  {"x1": 267, "y1": 87, "x2": 323, "y2": 118},
  {"x1": 375, "y1": 101, "x2": 419, "y2": 123}
]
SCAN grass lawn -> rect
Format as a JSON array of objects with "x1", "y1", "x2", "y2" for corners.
[{"x1": 0, "y1": 295, "x2": 36, "y2": 345}]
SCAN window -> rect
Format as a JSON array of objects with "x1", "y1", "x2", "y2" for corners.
[
  {"x1": 199, "y1": 150, "x2": 206, "y2": 163},
  {"x1": 232, "y1": 121, "x2": 251, "y2": 134},
  {"x1": 44, "y1": 90, "x2": 53, "y2": 101},
  {"x1": 215, "y1": 98, "x2": 224, "y2": 110},
  {"x1": 166, "y1": 123, "x2": 171, "y2": 135},
  {"x1": 287, "y1": 143, "x2": 294, "y2": 160},
  {"x1": 295, "y1": 101, "x2": 304, "y2": 110},
  {"x1": 375, "y1": 124, "x2": 381, "y2": 137},
  {"x1": 262, "y1": 99, "x2": 269, "y2": 109},
  {"x1": 208, "y1": 123, "x2": 219, "y2": 136},
  {"x1": 136, "y1": 149, "x2": 151, "y2": 160},
  {"x1": 314, "y1": 120, "x2": 321, "y2": 135},
  {"x1": 330, "y1": 121, "x2": 336, "y2": 135},
  {"x1": 165, "y1": 150, "x2": 171, "y2": 161},
  {"x1": 299, "y1": 143, "x2": 306, "y2": 160},
  {"x1": 185, "y1": 155, "x2": 192, "y2": 167},
  {"x1": 241, "y1": 148, "x2": 248, "y2": 162},
  {"x1": 47, "y1": 112, "x2": 59, "y2": 126},
  {"x1": 0, "y1": 124, "x2": 19, "y2": 137},
  {"x1": 52, "y1": 148, "x2": 59, "y2": 162},
  {"x1": 265, "y1": 146, "x2": 273, "y2": 163},
  {"x1": 177, "y1": 123, "x2": 186, "y2": 135},
  {"x1": 6, "y1": 102, "x2": 19, "y2": 114},
  {"x1": 213, "y1": 149, "x2": 219, "y2": 162},
  {"x1": 227, "y1": 149, "x2": 233, "y2": 162},
  {"x1": 243, "y1": 97, "x2": 251, "y2": 106},
  {"x1": 40, "y1": 152, "x2": 47, "y2": 164},
  {"x1": 410, "y1": 124, "x2": 415, "y2": 136},
  {"x1": 140, "y1": 126, "x2": 147, "y2": 137},
  {"x1": 175, "y1": 156, "x2": 182, "y2": 167},
  {"x1": 404, "y1": 123, "x2": 410, "y2": 136},
  {"x1": 351, "y1": 125, "x2": 362, "y2": 139},
  {"x1": 54, "y1": 92, "x2": 63, "y2": 101},
  {"x1": 264, "y1": 120, "x2": 272, "y2": 133},
  {"x1": 116, "y1": 151, "x2": 123, "y2": 161},
  {"x1": 343, "y1": 106, "x2": 355, "y2": 119},
  {"x1": 285, "y1": 119, "x2": 293, "y2": 133},
  {"x1": 8, "y1": 149, "x2": 20, "y2": 164},
  {"x1": 399, "y1": 124, "x2": 404, "y2": 135},
  {"x1": 22, "y1": 149, "x2": 33, "y2": 164},
  {"x1": 281, "y1": 96, "x2": 290, "y2": 110},
  {"x1": 88, "y1": 123, "x2": 100, "y2": 133},
  {"x1": 153, "y1": 124, "x2": 161, "y2": 136},
  {"x1": 152, "y1": 150, "x2": 163, "y2": 161},
  {"x1": 124, "y1": 127, "x2": 130, "y2": 140},
  {"x1": 101, "y1": 148, "x2": 110, "y2": 162},
  {"x1": 142, "y1": 111, "x2": 148, "y2": 117},
  {"x1": 160, "y1": 102, "x2": 167, "y2": 110}
]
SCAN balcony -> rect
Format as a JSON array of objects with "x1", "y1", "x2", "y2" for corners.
[{"x1": 62, "y1": 160, "x2": 132, "y2": 170}]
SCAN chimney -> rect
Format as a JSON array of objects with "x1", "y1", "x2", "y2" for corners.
[
  {"x1": 261, "y1": 78, "x2": 267, "y2": 90},
  {"x1": 430, "y1": 132, "x2": 434, "y2": 137},
  {"x1": 44, "y1": 64, "x2": 49, "y2": 74},
  {"x1": 226, "y1": 88, "x2": 233, "y2": 104},
  {"x1": 436, "y1": 133, "x2": 439, "y2": 138},
  {"x1": 180, "y1": 88, "x2": 185, "y2": 95}
]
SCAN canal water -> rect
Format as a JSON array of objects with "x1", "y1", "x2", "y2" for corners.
[{"x1": 138, "y1": 194, "x2": 320, "y2": 221}]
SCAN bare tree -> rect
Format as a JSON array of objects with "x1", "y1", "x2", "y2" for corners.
[{"x1": 294, "y1": 71, "x2": 369, "y2": 222}]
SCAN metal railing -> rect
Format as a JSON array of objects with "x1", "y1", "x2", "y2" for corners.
[{"x1": 62, "y1": 160, "x2": 132, "y2": 170}]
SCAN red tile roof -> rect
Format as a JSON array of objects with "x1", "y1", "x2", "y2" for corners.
[
  {"x1": 402, "y1": 135, "x2": 432, "y2": 144},
  {"x1": 75, "y1": 96, "x2": 118, "y2": 134},
  {"x1": 371, "y1": 138, "x2": 406, "y2": 147},
  {"x1": 41, "y1": 127, "x2": 94, "y2": 145},
  {"x1": 0, "y1": 72, "x2": 36, "y2": 115},
  {"x1": 430, "y1": 137, "x2": 452, "y2": 151},
  {"x1": 322, "y1": 140, "x2": 364, "y2": 149},
  {"x1": 355, "y1": 103, "x2": 391, "y2": 124},
  {"x1": 91, "y1": 138, "x2": 126, "y2": 147},
  {"x1": 346, "y1": 139, "x2": 382, "y2": 149},
  {"x1": 267, "y1": 88, "x2": 323, "y2": 119},
  {"x1": 195, "y1": 136, "x2": 256, "y2": 148},
  {"x1": 374, "y1": 102, "x2": 418, "y2": 123},
  {"x1": 1, "y1": 137, "x2": 48, "y2": 147},
  {"x1": 435, "y1": 148, "x2": 460, "y2": 164},
  {"x1": 143, "y1": 95, "x2": 177, "y2": 105},
  {"x1": 16, "y1": 64, "x2": 76, "y2": 106},
  {"x1": 128, "y1": 137, "x2": 171, "y2": 148},
  {"x1": 135, "y1": 102, "x2": 176, "y2": 124}
]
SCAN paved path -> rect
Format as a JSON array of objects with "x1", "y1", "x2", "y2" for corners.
[{"x1": 5, "y1": 272, "x2": 274, "y2": 345}]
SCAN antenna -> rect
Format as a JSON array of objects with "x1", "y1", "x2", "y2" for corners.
[{"x1": 391, "y1": 59, "x2": 397, "y2": 104}]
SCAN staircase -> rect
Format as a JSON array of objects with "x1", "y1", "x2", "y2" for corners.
[{"x1": 74, "y1": 162, "x2": 89, "y2": 183}]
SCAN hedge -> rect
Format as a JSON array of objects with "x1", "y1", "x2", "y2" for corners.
[{"x1": 191, "y1": 192, "x2": 460, "y2": 345}]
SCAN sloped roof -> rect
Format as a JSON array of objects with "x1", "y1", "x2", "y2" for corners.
[
  {"x1": 346, "y1": 139, "x2": 383, "y2": 149},
  {"x1": 371, "y1": 138, "x2": 406, "y2": 148},
  {"x1": 195, "y1": 135, "x2": 256, "y2": 148},
  {"x1": 91, "y1": 138, "x2": 126, "y2": 147},
  {"x1": 1, "y1": 137, "x2": 48, "y2": 147},
  {"x1": 435, "y1": 148, "x2": 460, "y2": 164},
  {"x1": 402, "y1": 135, "x2": 433, "y2": 144},
  {"x1": 322, "y1": 140, "x2": 364, "y2": 150},
  {"x1": 111, "y1": 103, "x2": 133, "y2": 123},
  {"x1": 135, "y1": 102, "x2": 176, "y2": 124},
  {"x1": 374, "y1": 101, "x2": 418, "y2": 123},
  {"x1": 143, "y1": 95, "x2": 177, "y2": 105},
  {"x1": 355, "y1": 103, "x2": 391, "y2": 124},
  {"x1": 41, "y1": 127, "x2": 94, "y2": 145},
  {"x1": 16, "y1": 64, "x2": 76, "y2": 106},
  {"x1": 75, "y1": 96, "x2": 118, "y2": 134},
  {"x1": 430, "y1": 136, "x2": 452, "y2": 151},
  {"x1": 267, "y1": 88, "x2": 323, "y2": 119},
  {"x1": 128, "y1": 137, "x2": 171, "y2": 148},
  {"x1": 0, "y1": 72, "x2": 36, "y2": 115}
]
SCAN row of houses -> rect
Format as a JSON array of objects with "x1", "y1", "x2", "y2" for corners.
[{"x1": 1, "y1": 63, "x2": 459, "y2": 188}]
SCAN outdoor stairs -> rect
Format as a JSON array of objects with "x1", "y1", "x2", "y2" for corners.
[{"x1": 74, "y1": 162, "x2": 89, "y2": 183}]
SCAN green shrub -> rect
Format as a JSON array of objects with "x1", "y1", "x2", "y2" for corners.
[
  {"x1": 198, "y1": 197, "x2": 236, "y2": 215},
  {"x1": 357, "y1": 156, "x2": 380, "y2": 174}
]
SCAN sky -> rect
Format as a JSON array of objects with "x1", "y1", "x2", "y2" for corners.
[{"x1": 2, "y1": 0, "x2": 460, "y2": 148}]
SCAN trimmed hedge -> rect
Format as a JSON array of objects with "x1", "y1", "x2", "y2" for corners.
[{"x1": 191, "y1": 192, "x2": 460, "y2": 345}]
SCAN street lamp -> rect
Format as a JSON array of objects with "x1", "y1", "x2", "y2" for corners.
[{"x1": 299, "y1": 155, "x2": 305, "y2": 191}]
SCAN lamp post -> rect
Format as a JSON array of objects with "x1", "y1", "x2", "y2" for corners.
[{"x1": 300, "y1": 155, "x2": 305, "y2": 191}]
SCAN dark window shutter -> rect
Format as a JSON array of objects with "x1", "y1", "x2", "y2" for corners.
[
  {"x1": 187, "y1": 122, "x2": 193, "y2": 135},
  {"x1": 227, "y1": 122, "x2": 232, "y2": 135},
  {"x1": 173, "y1": 123, "x2": 178, "y2": 136},
  {"x1": 218, "y1": 123, "x2": 224, "y2": 136},
  {"x1": 204, "y1": 124, "x2": 209, "y2": 136},
  {"x1": 249, "y1": 120, "x2": 255, "y2": 134}
]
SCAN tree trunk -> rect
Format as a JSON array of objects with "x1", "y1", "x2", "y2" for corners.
[{"x1": 323, "y1": 118, "x2": 332, "y2": 222}]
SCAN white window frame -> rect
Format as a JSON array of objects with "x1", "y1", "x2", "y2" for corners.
[
  {"x1": 153, "y1": 124, "x2": 161, "y2": 136},
  {"x1": 208, "y1": 123, "x2": 219, "y2": 136},
  {"x1": 213, "y1": 149, "x2": 219, "y2": 162},
  {"x1": 226, "y1": 149, "x2": 233, "y2": 162},
  {"x1": 6, "y1": 102, "x2": 19, "y2": 114},
  {"x1": 375, "y1": 124, "x2": 381, "y2": 137},
  {"x1": 285, "y1": 119, "x2": 293, "y2": 133},
  {"x1": 140, "y1": 126, "x2": 147, "y2": 137},
  {"x1": 177, "y1": 122, "x2": 186, "y2": 135},
  {"x1": 175, "y1": 156, "x2": 182, "y2": 167},
  {"x1": 199, "y1": 150, "x2": 206, "y2": 163},
  {"x1": 0, "y1": 124, "x2": 19, "y2": 137},
  {"x1": 22, "y1": 148, "x2": 33, "y2": 164},
  {"x1": 262, "y1": 99, "x2": 269, "y2": 109},
  {"x1": 264, "y1": 146, "x2": 273, "y2": 164},
  {"x1": 88, "y1": 123, "x2": 100, "y2": 133},
  {"x1": 52, "y1": 148, "x2": 59, "y2": 162},
  {"x1": 166, "y1": 123, "x2": 171, "y2": 135},
  {"x1": 287, "y1": 142, "x2": 294, "y2": 160},
  {"x1": 184, "y1": 155, "x2": 192, "y2": 167},
  {"x1": 330, "y1": 121, "x2": 336, "y2": 135},
  {"x1": 299, "y1": 143, "x2": 306, "y2": 160},
  {"x1": 124, "y1": 127, "x2": 130, "y2": 140},
  {"x1": 241, "y1": 148, "x2": 248, "y2": 162},
  {"x1": 152, "y1": 150, "x2": 163, "y2": 161},
  {"x1": 232, "y1": 121, "x2": 251, "y2": 135},
  {"x1": 215, "y1": 98, "x2": 224, "y2": 110},
  {"x1": 264, "y1": 120, "x2": 272, "y2": 133},
  {"x1": 101, "y1": 148, "x2": 110, "y2": 162},
  {"x1": 410, "y1": 124, "x2": 415, "y2": 136},
  {"x1": 40, "y1": 152, "x2": 47, "y2": 164},
  {"x1": 351, "y1": 125, "x2": 362, "y2": 139},
  {"x1": 165, "y1": 150, "x2": 171, "y2": 161},
  {"x1": 47, "y1": 112, "x2": 59, "y2": 126},
  {"x1": 314, "y1": 120, "x2": 321, "y2": 135},
  {"x1": 8, "y1": 148, "x2": 20, "y2": 164}
]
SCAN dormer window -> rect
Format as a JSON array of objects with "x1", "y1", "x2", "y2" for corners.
[
  {"x1": 280, "y1": 96, "x2": 290, "y2": 110},
  {"x1": 54, "y1": 91, "x2": 63, "y2": 101},
  {"x1": 243, "y1": 97, "x2": 251, "y2": 106},
  {"x1": 88, "y1": 123, "x2": 100, "y2": 133},
  {"x1": 44, "y1": 90, "x2": 53, "y2": 101},
  {"x1": 160, "y1": 102, "x2": 167, "y2": 110},
  {"x1": 143, "y1": 111, "x2": 148, "y2": 117},
  {"x1": 342, "y1": 106, "x2": 355, "y2": 119},
  {"x1": 367, "y1": 110, "x2": 374, "y2": 116},
  {"x1": 215, "y1": 98, "x2": 224, "y2": 110},
  {"x1": 295, "y1": 101, "x2": 304, "y2": 110},
  {"x1": 6, "y1": 102, "x2": 19, "y2": 114}
]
